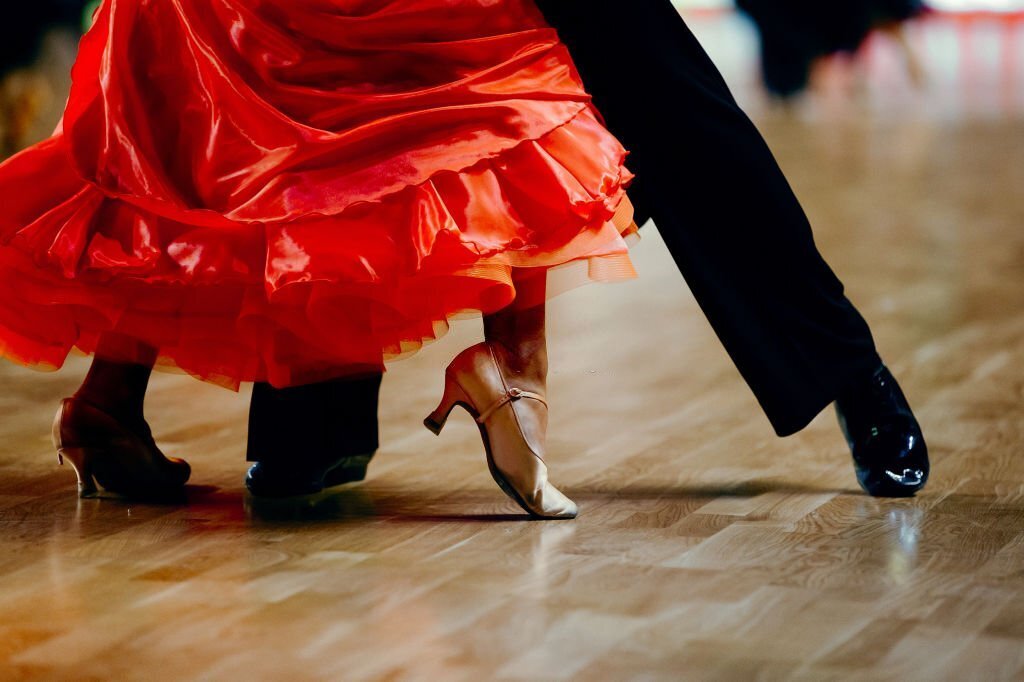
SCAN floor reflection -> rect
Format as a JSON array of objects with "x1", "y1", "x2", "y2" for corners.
[
  {"x1": 244, "y1": 488, "x2": 380, "y2": 523},
  {"x1": 886, "y1": 507, "x2": 924, "y2": 583}
]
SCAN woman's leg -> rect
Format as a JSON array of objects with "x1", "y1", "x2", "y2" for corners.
[
  {"x1": 73, "y1": 333, "x2": 156, "y2": 432},
  {"x1": 427, "y1": 269, "x2": 576, "y2": 519},
  {"x1": 482, "y1": 270, "x2": 548, "y2": 397}
]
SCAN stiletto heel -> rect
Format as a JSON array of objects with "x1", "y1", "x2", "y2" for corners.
[
  {"x1": 424, "y1": 342, "x2": 578, "y2": 520},
  {"x1": 424, "y1": 377, "x2": 473, "y2": 435},
  {"x1": 51, "y1": 398, "x2": 191, "y2": 499},
  {"x1": 56, "y1": 447, "x2": 100, "y2": 497}
]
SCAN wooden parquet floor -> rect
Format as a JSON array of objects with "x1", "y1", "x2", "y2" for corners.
[{"x1": 1, "y1": 15, "x2": 1023, "y2": 682}]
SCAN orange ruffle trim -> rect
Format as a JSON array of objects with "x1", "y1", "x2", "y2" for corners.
[{"x1": 0, "y1": 110, "x2": 636, "y2": 388}]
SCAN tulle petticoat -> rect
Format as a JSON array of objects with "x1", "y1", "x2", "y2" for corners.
[{"x1": 0, "y1": 0, "x2": 637, "y2": 388}]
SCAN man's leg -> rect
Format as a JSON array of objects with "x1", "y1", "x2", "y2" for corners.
[
  {"x1": 538, "y1": 0, "x2": 879, "y2": 435},
  {"x1": 535, "y1": 0, "x2": 927, "y2": 494},
  {"x1": 245, "y1": 374, "x2": 383, "y2": 497}
]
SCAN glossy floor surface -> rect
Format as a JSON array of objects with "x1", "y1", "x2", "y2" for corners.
[{"x1": 1, "y1": 13, "x2": 1023, "y2": 682}]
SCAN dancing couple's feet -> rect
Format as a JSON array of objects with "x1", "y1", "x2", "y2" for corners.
[
  {"x1": 249, "y1": 360, "x2": 929, "y2": 506},
  {"x1": 250, "y1": 342, "x2": 576, "y2": 519},
  {"x1": 52, "y1": 357, "x2": 928, "y2": 508}
]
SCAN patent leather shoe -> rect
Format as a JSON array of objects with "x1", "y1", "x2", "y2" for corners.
[
  {"x1": 245, "y1": 454, "x2": 373, "y2": 498},
  {"x1": 836, "y1": 366, "x2": 928, "y2": 497}
]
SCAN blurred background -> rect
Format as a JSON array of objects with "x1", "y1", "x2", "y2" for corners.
[
  {"x1": 673, "y1": 0, "x2": 1024, "y2": 120},
  {"x1": 0, "y1": 0, "x2": 95, "y2": 156}
]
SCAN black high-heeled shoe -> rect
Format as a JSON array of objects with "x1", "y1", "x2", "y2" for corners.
[
  {"x1": 836, "y1": 366, "x2": 929, "y2": 498},
  {"x1": 52, "y1": 398, "x2": 191, "y2": 498}
]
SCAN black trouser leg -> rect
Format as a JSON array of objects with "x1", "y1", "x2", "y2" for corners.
[
  {"x1": 246, "y1": 374, "x2": 383, "y2": 465},
  {"x1": 535, "y1": 0, "x2": 882, "y2": 435}
]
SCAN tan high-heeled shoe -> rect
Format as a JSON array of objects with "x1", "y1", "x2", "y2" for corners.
[
  {"x1": 424, "y1": 343, "x2": 578, "y2": 520},
  {"x1": 52, "y1": 398, "x2": 191, "y2": 498}
]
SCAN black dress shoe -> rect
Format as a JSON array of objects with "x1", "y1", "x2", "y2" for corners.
[
  {"x1": 245, "y1": 454, "x2": 373, "y2": 498},
  {"x1": 245, "y1": 374, "x2": 383, "y2": 498},
  {"x1": 836, "y1": 366, "x2": 929, "y2": 497}
]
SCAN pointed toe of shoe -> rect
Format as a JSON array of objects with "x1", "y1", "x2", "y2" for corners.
[
  {"x1": 531, "y1": 484, "x2": 578, "y2": 520},
  {"x1": 853, "y1": 431, "x2": 929, "y2": 497}
]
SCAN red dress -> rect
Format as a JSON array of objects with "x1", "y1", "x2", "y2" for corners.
[{"x1": 0, "y1": 0, "x2": 635, "y2": 388}]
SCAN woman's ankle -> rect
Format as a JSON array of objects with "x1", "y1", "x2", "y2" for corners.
[
  {"x1": 71, "y1": 388, "x2": 147, "y2": 430},
  {"x1": 489, "y1": 341, "x2": 548, "y2": 390},
  {"x1": 73, "y1": 358, "x2": 152, "y2": 430}
]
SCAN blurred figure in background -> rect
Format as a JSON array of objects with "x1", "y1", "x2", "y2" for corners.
[
  {"x1": 736, "y1": 0, "x2": 928, "y2": 99},
  {"x1": 0, "y1": 0, "x2": 92, "y2": 156}
]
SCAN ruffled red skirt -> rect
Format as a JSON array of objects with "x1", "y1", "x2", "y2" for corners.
[{"x1": 0, "y1": 0, "x2": 636, "y2": 388}]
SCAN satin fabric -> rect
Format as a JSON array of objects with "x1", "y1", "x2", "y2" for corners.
[{"x1": 0, "y1": 0, "x2": 635, "y2": 388}]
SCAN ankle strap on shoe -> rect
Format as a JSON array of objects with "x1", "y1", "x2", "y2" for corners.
[{"x1": 476, "y1": 387, "x2": 546, "y2": 424}]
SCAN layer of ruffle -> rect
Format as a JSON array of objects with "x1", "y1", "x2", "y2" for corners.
[
  {"x1": 0, "y1": 109, "x2": 636, "y2": 388},
  {"x1": 63, "y1": 0, "x2": 592, "y2": 222}
]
